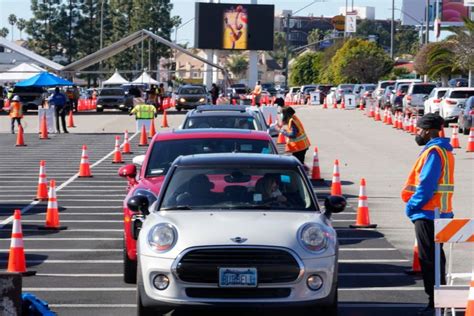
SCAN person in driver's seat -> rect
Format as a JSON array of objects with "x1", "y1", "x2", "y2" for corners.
[
  {"x1": 179, "y1": 174, "x2": 216, "y2": 205},
  {"x1": 255, "y1": 174, "x2": 287, "y2": 204}
]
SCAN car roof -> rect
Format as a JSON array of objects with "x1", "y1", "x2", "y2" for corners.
[
  {"x1": 152, "y1": 129, "x2": 272, "y2": 142},
  {"x1": 188, "y1": 110, "x2": 254, "y2": 118},
  {"x1": 173, "y1": 153, "x2": 300, "y2": 168},
  {"x1": 448, "y1": 87, "x2": 474, "y2": 91},
  {"x1": 196, "y1": 105, "x2": 247, "y2": 112}
]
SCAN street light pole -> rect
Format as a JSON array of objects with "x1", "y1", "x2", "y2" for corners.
[
  {"x1": 390, "y1": 0, "x2": 394, "y2": 59},
  {"x1": 425, "y1": 0, "x2": 430, "y2": 44},
  {"x1": 284, "y1": 13, "x2": 290, "y2": 89}
]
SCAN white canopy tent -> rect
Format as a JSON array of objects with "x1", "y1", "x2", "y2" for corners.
[
  {"x1": 132, "y1": 71, "x2": 159, "y2": 85},
  {"x1": 0, "y1": 63, "x2": 46, "y2": 82},
  {"x1": 102, "y1": 70, "x2": 129, "y2": 86}
]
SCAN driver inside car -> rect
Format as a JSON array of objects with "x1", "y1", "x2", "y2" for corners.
[{"x1": 255, "y1": 174, "x2": 287, "y2": 205}]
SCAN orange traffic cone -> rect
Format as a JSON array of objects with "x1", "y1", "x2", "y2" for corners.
[
  {"x1": 7, "y1": 210, "x2": 36, "y2": 276},
  {"x1": 122, "y1": 130, "x2": 132, "y2": 154},
  {"x1": 368, "y1": 106, "x2": 374, "y2": 118},
  {"x1": 112, "y1": 136, "x2": 123, "y2": 164},
  {"x1": 16, "y1": 124, "x2": 26, "y2": 146},
  {"x1": 267, "y1": 114, "x2": 273, "y2": 126},
  {"x1": 405, "y1": 240, "x2": 422, "y2": 275},
  {"x1": 386, "y1": 111, "x2": 393, "y2": 125},
  {"x1": 465, "y1": 273, "x2": 474, "y2": 315},
  {"x1": 38, "y1": 180, "x2": 67, "y2": 230},
  {"x1": 35, "y1": 160, "x2": 48, "y2": 201},
  {"x1": 411, "y1": 117, "x2": 417, "y2": 135},
  {"x1": 404, "y1": 115, "x2": 410, "y2": 132},
  {"x1": 393, "y1": 112, "x2": 399, "y2": 129},
  {"x1": 78, "y1": 145, "x2": 92, "y2": 177},
  {"x1": 67, "y1": 110, "x2": 75, "y2": 128},
  {"x1": 359, "y1": 99, "x2": 364, "y2": 110},
  {"x1": 466, "y1": 128, "x2": 474, "y2": 152},
  {"x1": 277, "y1": 131, "x2": 286, "y2": 144},
  {"x1": 330, "y1": 160, "x2": 342, "y2": 196},
  {"x1": 332, "y1": 98, "x2": 337, "y2": 109},
  {"x1": 322, "y1": 97, "x2": 327, "y2": 109},
  {"x1": 311, "y1": 147, "x2": 323, "y2": 181},
  {"x1": 382, "y1": 109, "x2": 388, "y2": 123},
  {"x1": 450, "y1": 126, "x2": 461, "y2": 148},
  {"x1": 374, "y1": 107, "x2": 381, "y2": 121},
  {"x1": 232, "y1": 98, "x2": 237, "y2": 105},
  {"x1": 161, "y1": 110, "x2": 169, "y2": 128},
  {"x1": 139, "y1": 124, "x2": 148, "y2": 146},
  {"x1": 39, "y1": 113, "x2": 49, "y2": 139},
  {"x1": 149, "y1": 118, "x2": 156, "y2": 138},
  {"x1": 340, "y1": 99, "x2": 345, "y2": 109},
  {"x1": 350, "y1": 178, "x2": 377, "y2": 228},
  {"x1": 439, "y1": 126, "x2": 445, "y2": 138}
]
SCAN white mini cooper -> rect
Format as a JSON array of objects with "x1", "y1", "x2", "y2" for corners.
[{"x1": 128, "y1": 153, "x2": 346, "y2": 316}]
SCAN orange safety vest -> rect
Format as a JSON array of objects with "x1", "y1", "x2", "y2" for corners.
[
  {"x1": 285, "y1": 115, "x2": 310, "y2": 153},
  {"x1": 9, "y1": 101, "x2": 23, "y2": 118},
  {"x1": 401, "y1": 145, "x2": 454, "y2": 214}
]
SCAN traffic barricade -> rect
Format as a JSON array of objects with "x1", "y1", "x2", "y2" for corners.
[
  {"x1": 309, "y1": 91, "x2": 321, "y2": 105},
  {"x1": 38, "y1": 107, "x2": 57, "y2": 134},
  {"x1": 434, "y1": 210, "x2": 474, "y2": 315}
]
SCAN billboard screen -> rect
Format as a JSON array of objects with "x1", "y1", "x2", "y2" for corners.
[
  {"x1": 195, "y1": 3, "x2": 274, "y2": 51},
  {"x1": 442, "y1": 0, "x2": 469, "y2": 22}
]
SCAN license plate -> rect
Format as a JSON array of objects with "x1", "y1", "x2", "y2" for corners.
[{"x1": 219, "y1": 267, "x2": 257, "y2": 288}]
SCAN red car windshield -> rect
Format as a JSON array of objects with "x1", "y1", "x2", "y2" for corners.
[{"x1": 145, "y1": 138, "x2": 276, "y2": 177}]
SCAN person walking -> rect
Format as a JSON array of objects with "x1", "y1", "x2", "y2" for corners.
[
  {"x1": 50, "y1": 87, "x2": 69, "y2": 133},
  {"x1": 156, "y1": 83, "x2": 165, "y2": 111},
  {"x1": 252, "y1": 80, "x2": 262, "y2": 106},
  {"x1": 129, "y1": 100, "x2": 157, "y2": 132},
  {"x1": 9, "y1": 95, "x2": 23, "y2": 134},
  {"x1": 276, "y1": 107, "x2": 310, "y2": 164},
  {"x1": 210, "y1": 83, "x2": 219, "y2": 105},
  {"x1": 401, "y1": 113, "x2": 454, "y2": 316}
]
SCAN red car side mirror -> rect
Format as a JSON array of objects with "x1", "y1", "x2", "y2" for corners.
[{"x1": 118, "y1": 164, "x2": 137, "y2": 178}]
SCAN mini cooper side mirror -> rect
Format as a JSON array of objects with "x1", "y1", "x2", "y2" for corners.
[
  {"x1": 324, "y1": 195, "x2": 346, "y2": 215},
  {"x1": 118, "y1": 164, "x2": 137, "y2": 178},
  {"x1": 127, "y1": 195, "x2": 150, "y2": 216}
]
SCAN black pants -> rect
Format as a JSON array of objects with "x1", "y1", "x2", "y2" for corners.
[
  {"x1": 11, "y1": 118, "x2": 21, "y2": 133},
  {"x1": 55, "y1": 107, "x2": 68, "y2": 133},
  {"x1": 414, "y1": 219, "x2": 446, "y2": 307},
  {"x1": 292, "y1": 149, "x2": 307, "y2": 164}
]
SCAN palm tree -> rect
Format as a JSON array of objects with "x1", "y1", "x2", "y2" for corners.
[
  {"x1": 227, "y1": 54, "x2": 249, "y2": 80},
  {"x1": 16, "y1": 18, "x2": 26, "y2": 40},
  {"x1": 8, "y1": 14, "x2": 17, "y2": 41},
  {"x1": 0, "y1": 27, "x2": 8, "y2": 38},
  {"x1": 427, "y1": 42, "x2": 457, "y2": 87}
]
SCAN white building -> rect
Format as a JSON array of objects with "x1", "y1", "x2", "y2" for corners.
[{"x1": 338, "y1": 6, "x2": 375, "y2": 20}]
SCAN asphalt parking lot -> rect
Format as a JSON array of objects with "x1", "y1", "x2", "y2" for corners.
[{"x1": 0, "y1": 107, "x2": 471, "y2": 315}]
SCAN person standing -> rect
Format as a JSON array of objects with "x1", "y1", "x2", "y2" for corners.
[
  {"x1": 50, "y1": 87, "x2": 69, "y2": 133},
  {"x1": 252, "y1": 80, "x2": 262, "y2": 106},
  {"x1": 210, "y1": 83, "x2": 219, "y2": 105},
  {"x1": 72, "y1": 86, "x2": 80, "y2": 112},
  {"x1": 9, "y1": 95, "x2": 23, "y2": 134},
  {"x1": 401, "y1": 113, "x2": 454, "y2": 316},
  {"x1": 277, "y1": 107, "x2": 310, "y2": 164},
  {"x1": 129, "y1": 100, "x2": 157, "y2": 132},
  {"x1": 156, "y1": 83, "x2": 165, "y2": 110}
]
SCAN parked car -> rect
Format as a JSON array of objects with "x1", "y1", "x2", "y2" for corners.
[
  {"x1": 11, "y1": 86, "x2": 46, "y2": 112},
  {"x1": 314, "y1": 84, "x2": 333, "y2": 102},
  {"x1": 353, "y1": 84, "x2": 376, "y2": 106},
  {"x1": 132, "y1": 153, "x2": 346, "y2": 315},
  {"x1": 118, "y1": 129, "x2": 279, "y2": 283},
  {"x1": 403, "y1": 83, "x2": 437, "y2": 115},
  {"x1": 374, "y1": 80, "x2": 396, "y2": 105},
  {"x1": 299, "y1": 85, "x2": 317, "y2": 104},
  {"x1": 389, "y1": 79, "x2": 422, "y2": 107},
  {"x1": 175, "y1": 85, "x2": 210, "y2": 111},
  {"x1": 448, "y1": 78, "x2": 468, "y2": 88},
  {"x1": 458, "y1": 96, "x2": 474, "y2": 135},
  {"x1": 248, "y1": 105, "x2": 279, "y2": 137},
  {"x1": 226, "y1": 87, "x2": 249, "y2": 105},
  {"x1": 96, "y1": 87, "x2": 134, "y2": 112},
  {"x1": 439, "y1": 88, "x2": 474, "y2": 126},
  {"x1": 392, "y1": 83, "x2": 410, "y2": 113},
  {"x1": 261, "y1": 83, "x2": 277, "y2": 96},
  {"x1": 335, "y1": 84, "x2": 354, "y2": 102},
  {"x1": 424, "y1": 87, "x2": 448, "y2": 114},
  {"x1": 379, "y1": 85, "x2": 394, "y2": 108}
]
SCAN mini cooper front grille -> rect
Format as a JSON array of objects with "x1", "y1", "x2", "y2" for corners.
[
  {"x1": 176, "y1": 248, "x2": 300, "y2": 284},
  {"x1": 185, "y1": 287, "x2": 291, "y2": 299}
]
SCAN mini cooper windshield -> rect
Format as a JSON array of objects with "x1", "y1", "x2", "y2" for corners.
[{"x1": 160, "y1": 167, "x2": 316, "y2": 211}]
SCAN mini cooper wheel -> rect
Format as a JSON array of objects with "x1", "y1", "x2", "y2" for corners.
[{"x1": 123, "y1": 240, "x2": 137, "y2": 284}]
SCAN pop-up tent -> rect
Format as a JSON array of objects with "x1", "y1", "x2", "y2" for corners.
[
  {"x1": 102, "y1": 70, "x2": 129, "y2": 86},
  {"x1": 132, "y1": 71, "x2": 159, "y2": 85},
  {"x1": 15, "y1": 72, "x2": 74, "y2": 87},
  {"x1": 0, "y1": 63, "x2": 46, "y2": 83}
]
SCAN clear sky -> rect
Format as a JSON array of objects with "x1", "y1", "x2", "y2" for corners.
[{"x1": 0, "y1": 0, "x2": 403, "y2": 45}]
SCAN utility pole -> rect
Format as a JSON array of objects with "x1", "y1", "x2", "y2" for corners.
[
  {"x1": 425, "y1": 0, "x2": 430, "y2": 44},
  {"x1": 284, "y1": 13, "x2": 290, "y2": 89},
  {"x1": 390, "y1": 0, "x2": 395, "y2": 59}
]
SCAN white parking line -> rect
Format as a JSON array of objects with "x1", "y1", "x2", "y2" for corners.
[
  {"x1": 28, "y1": 213, "x2": 122, "y2": 216},
  {"x1": 340, "y1": 303, "x2": 425, "y2": 308},
  {"x1": 49, "y1": 304, "x2": 135, "y2": 308},
  {"x1": 37, "y1": 274, "x2": 122, "y2": 277},
  {"x1": 10, "y1": 238, "x2": 121, "y2": 241},
  {"x1": 0, "y1": 260, "x2": 122, "y2": 263},
  {"x1": 0, "y1": 249, "x2": 121, "y2": 252},
  {"x1": 339, "y1": 259, "x2": 410, "y2": 263},
  {"x1": 340, "y1": 287, "x2": 424, "y2": 291},
  {"x1": 338, "y1": 237, "x2": 383, "y2": 240},
  {"x1": 0, "y1": 229, "x2": 122, "y2": 232},
  {"x1": 22, "y1": 220, "x2": 122, "y2": 223},
  {"x1": 23, "y1": 287, "x2": 133, "y2": 291},
  {"x1": 339, "y1": 248, "x2": 397, "y2": 251},
  {"x1": 339, "y1": 273, "x2": 408, "y2": 276}
]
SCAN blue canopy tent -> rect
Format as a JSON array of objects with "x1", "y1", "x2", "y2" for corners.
[{"x1": 15, "y1": 72, "x2": 74, "y2": 87}]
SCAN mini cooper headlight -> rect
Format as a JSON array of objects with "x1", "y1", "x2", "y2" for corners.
[
  {"x1": 199, "y1": 97, "x2": 205, "y2": 102},
  {"x1": 300, "y1": 223, "x2": 328, "y2": 252},
  {"x1": 148, "y1": 223, "x2": 177, "y2": 252}
]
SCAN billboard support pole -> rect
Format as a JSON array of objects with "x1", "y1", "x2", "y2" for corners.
[{"x1": 248, "y1": 0, "x2": 259, "y2": 89}]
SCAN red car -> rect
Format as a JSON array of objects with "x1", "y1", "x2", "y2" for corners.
[{"x1": 118, "y1": 129, "x2": 279, "y2": 283}]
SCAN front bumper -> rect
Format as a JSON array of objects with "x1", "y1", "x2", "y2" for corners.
[
  {"x1": 96, "y1": 102, "x2": 128, "y2": 109},
  {"x1": 175, "y1": 102, "x2": 207, "y2": 109},
  {"x1": 139, "y1": 252, "x2": 337, "y2": 307}
]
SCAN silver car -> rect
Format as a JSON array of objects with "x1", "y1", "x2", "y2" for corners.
[{"x1": 132, "y1": 154, "x2": 345, "y2": 315}]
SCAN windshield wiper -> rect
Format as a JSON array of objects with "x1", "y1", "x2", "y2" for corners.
[
  {"x1": 226, "y1": 205, "x2": 272, "y2": 210},
  {"x1": 161, "y1": 205, "x2": 193, "y2": 210}
]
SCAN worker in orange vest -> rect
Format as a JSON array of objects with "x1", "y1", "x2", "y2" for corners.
[
  {"x1": 9, "y1": 95, "x2": 23, "y2": 134},
  {"x1": 401, "y1": 113, "x2": 454, "y2": 315},
  {"x1": 276, "y1": 106, "x2": 310, "y2": 164}
]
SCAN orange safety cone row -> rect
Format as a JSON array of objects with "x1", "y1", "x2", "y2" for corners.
[
  {"x1": 405, "y1": 240, "x2": 422, "y2": 275},
  {"x1": 39, "y1": 113, "x2": 49, "y2": 139},
  {"x1": 161, "y1": 110, "x2": 169, "y2": 128},
  {"x1": 311, "y1": 147, "x2": 323, "y2": 181},
  {"x1": 39, "y1": 180, "x2": 67, "y2": 230},
  {"x1": 112, "y1": 136, "x2": 124, "y2": 164},
  {"x1": 78, "y1": 145, "x2": 92, "y2": 177},
  {"x1": 450, "y1": 125, "x2": 461, "y2": 148},
  {"x1": 67, "y1": 110, "x2": 76, "y2": 128},
  {"x1": 122, "y1": 130, "x2": 132, "y2": 154},
  {"x1": 35, "y1": 160, "x2": 48, "y2": 201},
  {"x1": 350, "y1": 178, "x2": 377, "y2": 228},
  {"x1": 330, "y1": 159, "x2": 342, "y2": 196},
  {"x1": 466, "y1": 128, "x2": 474, "y2": 152},
  {"x1": 149, "y1": 118, "x2": 156, "y2": 138},
  {"x1": 139, "y1": 124, "x2": 148, "y2": 146},
  {"x1": 16, "y1": 124, "x2": 26, "y2": 146},
  {"x1": 7, "y1": 210, "x2": 36, "y2": 276}
]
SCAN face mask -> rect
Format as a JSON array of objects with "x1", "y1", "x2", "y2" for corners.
[{"x1": 415, "y1": 134, "x2": 428, "y2": 146}]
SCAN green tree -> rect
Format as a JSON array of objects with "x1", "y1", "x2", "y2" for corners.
[
  {"x1": 8, "y1": 14, "x2": 17, "y2": 41},
  {"x1": 289, "y1": 51, "x2": 323, "y2": 86},
  {"x1": 269, "y1": 31, "x2": 285, "y2": 67},
  {"x1": 227, "y1": 54, "x2": 248, "y2": 80},
  {"x1": 395, "y1": 25, "x2": 420, "y2": 56},
  {"x1": 0, "y1": 27, "x2": 9, "y2": 38},
  {"x1": 356, "y1": 19, "x2": 390, "y2": 47},
  {"x1": 446, "y1": 18, "x2": 474, "y2": 86},
  {"x1": 318, "y1": 38, "x2": 344, "y2": 83},
  {"x1": 414, "y1": 42, "x2": 455, "y2": 86},
  {"x1": 16, "y1": 18, "x2": 26, "y2": 40}
]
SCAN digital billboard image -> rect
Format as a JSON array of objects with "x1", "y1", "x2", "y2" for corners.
[
  {"x1": 195, "y1": 3, "x2": 274, "y2": 51},
  {"x1": 442, "y1": 0, "x2": 469, "y2": 22}
]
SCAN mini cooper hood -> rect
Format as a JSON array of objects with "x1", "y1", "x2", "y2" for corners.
[{"x1": 140, "y1": 211, "x2": 336, "y2": 260}]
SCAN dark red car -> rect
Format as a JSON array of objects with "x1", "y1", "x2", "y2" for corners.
[{"x1": 118, "y1": 129, "x2": 278, "y2": 283}]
